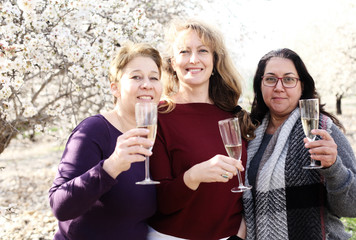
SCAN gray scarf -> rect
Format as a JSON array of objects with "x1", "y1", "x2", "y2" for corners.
[{"x1": 243, "y1": 108, "x2": 329, "y2": 240}]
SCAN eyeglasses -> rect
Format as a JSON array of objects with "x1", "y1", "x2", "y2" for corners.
[{"x1": 262, "y1": 76, "x2": 299, "y2": 88}]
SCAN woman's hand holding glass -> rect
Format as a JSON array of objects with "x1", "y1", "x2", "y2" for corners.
[
  {"x1": 103, "y1": 128, "x2": 153, "y2": 179},
  {"x1": 183, "y1": 155, "x2": 244, "y2": 190},
  {"x1": 135, "y1": 102, "x2": 159, "y2": 184},
  {"x1": 299, "y1": 99, "x2": 323, "y2": 169},
  {"x1": 219, "y1": 118, "x2": 252, "y2": 192},
  {"x1": 303, "y1": 129, "x2": 338, "y2": 168}
]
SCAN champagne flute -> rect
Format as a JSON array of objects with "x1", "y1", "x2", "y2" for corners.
[
  {"x1": 299, "y1": 99, "x2": 322, "y2": 169},
  {"x1": 135, "y1": 102, "x2": 160, "y2": 185},
  {"x1": 218, "y1": 118, "x2": 252, "y2": 192}
]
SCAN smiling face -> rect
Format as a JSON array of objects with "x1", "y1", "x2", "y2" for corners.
[
  {"x1": 113, "y1": 56, "x2": 162, "y2": 115},
  {"x1": 171, "y1": 29, "x2": 214, "y2": 92},
  {"x1": 261, "y1": 57, "x2": 302, "y2": 120}
]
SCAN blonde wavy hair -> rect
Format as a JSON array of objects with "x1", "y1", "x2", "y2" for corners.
[{"x1": 160, "y1": 18, "x2": 255, "y2": 140}]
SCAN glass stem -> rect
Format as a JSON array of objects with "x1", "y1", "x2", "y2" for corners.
[
  {"x1": 236, "y1": 168, "x2": 243, "y2": 187},
  {"x1": 310, "y1": 155, "x2": 317, "y2": 166},
  {"x1": 145, "y1": 156, "x2": 150, "y2": 180}
]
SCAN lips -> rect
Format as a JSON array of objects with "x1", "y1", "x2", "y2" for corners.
[
  {"x1": 137, "y1": 95, "x2": 153, "y2": 100},
  {"x1": 186, "y1": 68, "x2": 203, "y2": 73},
  {"x1": 272, "y1": 97, "x2": 287, "y2": 102}
]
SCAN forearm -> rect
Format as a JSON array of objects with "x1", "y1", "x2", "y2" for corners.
[
  {"x1": 321, "y1": 156, "x2": 356, "y2": 217},
  {"x1": 49, "y1": 162, "x2": 116, "y2": 221},
  {"x1": 321, "y1": 125, "x2": 356, "y2": 217}
]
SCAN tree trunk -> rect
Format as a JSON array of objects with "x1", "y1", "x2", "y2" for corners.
[
  {"x1": 0, "y1": 122, "x2": 17, "y2": 155},
  {"x1": 336, "y1": 93, "x2": 343, "y2": 115},
  {"x1": 1, "y1": 115, "x2": 53, "y2": 155}
]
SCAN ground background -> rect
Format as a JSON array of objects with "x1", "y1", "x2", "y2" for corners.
[{"x1": 0, "y1": 97, "x2": 355, "y2": 239}]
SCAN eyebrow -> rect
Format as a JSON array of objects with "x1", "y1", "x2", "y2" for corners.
[
  {"x1": 264, "y1": 72, "x2": 297, "y2": 76},
  {"x1": 177, "y1": 44, "x2": 208, "y2": 49},
  {"x1": 130, "y1": 69, "x2": 159, "y2": 74}
]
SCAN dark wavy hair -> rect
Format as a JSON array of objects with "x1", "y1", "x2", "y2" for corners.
[{"x1": 250, "y1": 48, "x2": 344, "y2": 131}]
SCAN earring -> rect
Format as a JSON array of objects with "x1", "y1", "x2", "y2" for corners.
[{"x1": 211, "y1": 68, "x2": 216, "y2": 76}]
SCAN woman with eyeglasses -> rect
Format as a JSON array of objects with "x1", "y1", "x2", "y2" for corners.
[{"x1": 243, "y1": 48, "x2": 356, "y2": 240}]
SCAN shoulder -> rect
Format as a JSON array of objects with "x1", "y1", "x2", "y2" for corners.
[
  {"x1": 75, "y1": 114, "x2": 107, "y2": 129},
  {"x1": 72, "y1": 115, "x2": 112, "y2": 137},
  {"x1": 320, "y1": 114, "x2": 344, "y2": 140},
  {"x1": 328, "y1": 120, "x2": 356, "y2": 161}
]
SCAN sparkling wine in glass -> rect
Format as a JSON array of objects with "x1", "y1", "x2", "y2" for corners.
[
  {"x1": 135, "y1": 102, "x2": 160, "y2": 185},
  {"x1": 218, "y1": 118, "x2": 252, "y2": 192},
  {"x1": 299, "y1": 99, "x2": 322, "y2": 169}
]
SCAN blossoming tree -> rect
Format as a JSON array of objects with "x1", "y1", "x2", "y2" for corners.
[
  {"x1": 290, "y1": 0, "x2": 356, "y2": 115},
  {"x1": 0, "y1": 0, "x2": 198, "y2": 154}
]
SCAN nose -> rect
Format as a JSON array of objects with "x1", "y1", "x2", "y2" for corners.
[
  {"x1": 189, "y1": 52, "x2": 200, "y2": 64},
  {"x1": 274, "y1": 79, "x2": 285, "y2": 91},
  {"x1": 141, "y1": 77, "x2": 153, "y2": 89}
]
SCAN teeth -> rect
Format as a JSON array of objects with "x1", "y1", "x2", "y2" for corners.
[
  {"x1": 188, "y1": 69, "x2": 201, "y2": 72},
  {"x1": 138, "y1": 96, "x2": 152, "y2": 100}
]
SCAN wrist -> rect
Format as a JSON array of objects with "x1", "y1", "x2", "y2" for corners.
[
  {"x1": 183, "y1": 166, "x2": 200, "y2": 190},
  {"x1": 103, "y1": 157, "x2": 122, "y2": 179}
]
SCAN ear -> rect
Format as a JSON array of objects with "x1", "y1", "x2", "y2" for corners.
[{"x1": 110, "y1": 82, "x2": 120, "y2": 98}]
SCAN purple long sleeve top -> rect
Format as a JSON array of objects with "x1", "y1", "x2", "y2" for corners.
[{"x1": 49, "y1": 115, "x2": 156, "y2": 240}]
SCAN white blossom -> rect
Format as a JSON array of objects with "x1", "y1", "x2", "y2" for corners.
[
  {"x1": 17, "y1": 0, "x2": 37, "y2": 13},
  {"x1": 13, "y1": 76, "x2": 24, "y2": 90},
  {"x1": 23, "y1": 103, "x2": 37, "y2": 118},
  {"x1": 0, "y1": 85, "x2": 12, "y2": 100},
  {"x1": 0, "y1": 0, "x2": 195, "y2": 144},
  {"x1": 34, "y1": 124, "x2": 43, "y2": 133}
]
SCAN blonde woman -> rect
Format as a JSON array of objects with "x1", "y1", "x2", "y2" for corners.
[{"x1": 148, "y1": 19, "x2": 255, "y2": 240}]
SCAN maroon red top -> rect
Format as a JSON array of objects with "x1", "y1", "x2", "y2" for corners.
[{"x1": 149, "y1": 103, "x2": 247, "y2": 240}]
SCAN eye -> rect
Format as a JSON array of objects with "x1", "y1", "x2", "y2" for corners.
[
  {"x1": 265, "y1": 77, "x2": 277, "y2": 82},
  {"x1": 283, "y1": 77, "x2": 295, "y2": 83},
  {"x1": 131, "y1": 75, "x2": 141, "y2": 80},
  {"x1": 150, "y1": 77, "x2": 159, "y2": 81},
  {"x1": 179, "y1": 49, "x2": 189, "y2": 54},
  {"x1": 199, "y1": 49, "x2": 209, "y2": 53}
]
